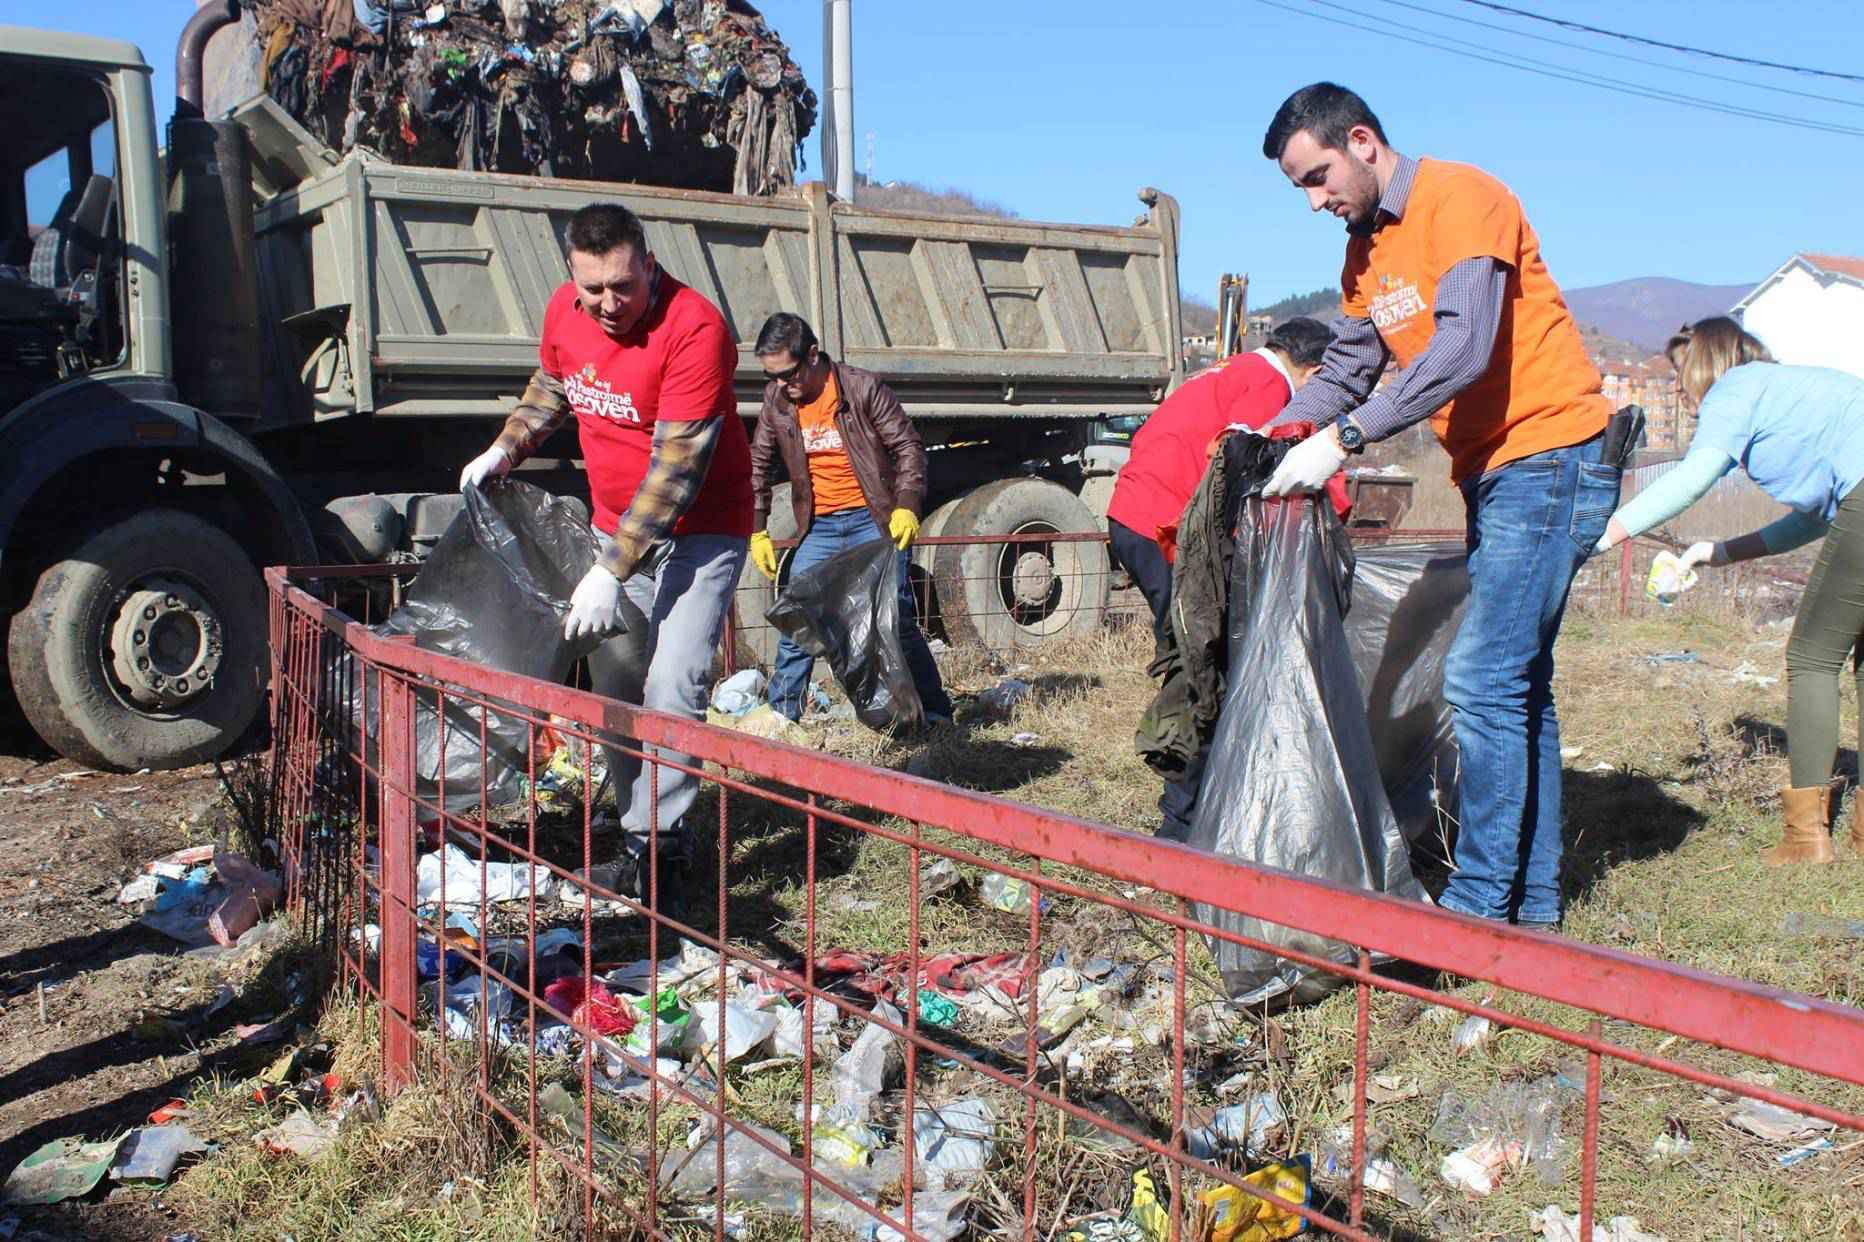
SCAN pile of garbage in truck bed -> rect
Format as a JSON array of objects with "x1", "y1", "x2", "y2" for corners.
[{"x1": 244, "y1": 0, "x2": 816, "y2": 193}]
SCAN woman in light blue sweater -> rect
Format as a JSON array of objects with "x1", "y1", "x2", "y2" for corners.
[{"x1": 1598, "y1": 317, "x2": 1864, "y2": 864}]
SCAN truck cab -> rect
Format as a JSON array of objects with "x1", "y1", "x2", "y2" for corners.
[{"x1": 1, "y1": 26, "x2": 313, "y2": 772}]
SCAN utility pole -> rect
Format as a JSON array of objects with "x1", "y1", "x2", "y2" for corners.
[{"x1": 821, "y1": 0, "x2": 854, "y2": 200}]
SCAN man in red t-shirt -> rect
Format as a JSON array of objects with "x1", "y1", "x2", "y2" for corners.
[
  {"x1": 1107, "y1": 317, "x2": 1330, "y2": 640},
  {"x1": 458, "y1": 202, "x2": 751, "y2": 903}
]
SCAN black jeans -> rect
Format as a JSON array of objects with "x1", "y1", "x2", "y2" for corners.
[{"x1": 1109, "y1": 517, "x2": 1204, "y2": 842}]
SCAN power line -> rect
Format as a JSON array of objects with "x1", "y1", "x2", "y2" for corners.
[
  {"x1": 1250, "y1": 0, "x2": 1864, "y2": 139},
  {"x1": 1450, "y1": 0, "x2": 1864, "y2": 85},
  {"x1": 1370, "y1": 0, "x2": 1864, "y2": 111}
]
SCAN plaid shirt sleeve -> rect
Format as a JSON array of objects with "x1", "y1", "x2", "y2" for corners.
[
  {"x1": 492, "y1": 368, "x2": 570, "y2": 464},
  {"x1": 598, "y1": 415, "x2": 722, "y2": 580}
]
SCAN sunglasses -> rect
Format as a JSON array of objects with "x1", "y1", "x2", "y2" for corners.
[{"x1": 765, "y1": 354, "x2": 813, "y2": 384}]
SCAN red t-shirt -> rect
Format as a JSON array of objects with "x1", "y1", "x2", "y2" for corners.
[
  {"x1": 1107, "y1": 351, "x2": 1293, "y2": 541},
  {"x1": 539, "y1": 274, "x2": 752, "y2": 537}
]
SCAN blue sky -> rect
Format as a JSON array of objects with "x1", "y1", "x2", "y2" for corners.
[{"x1": 11, "y1": 0, "x2": 1862, "y2": 303}]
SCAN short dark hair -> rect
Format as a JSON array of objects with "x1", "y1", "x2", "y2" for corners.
[
  {"x1": 1265, "y1": 316, "x2": 1331, "y2": 367},
  {"x1": 754, "y1": 311, "x2": 818, "y2": 359},
  {"x1": 1262, "y1": 82, "x2": 1388, "y2": 160},
  {"x1": 565, "y1": 203, "x2": 647, "y2": 256}
]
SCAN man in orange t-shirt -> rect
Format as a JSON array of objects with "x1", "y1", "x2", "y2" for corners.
[
  {"x1": 748, "y1": 313, "x2": 954, "y2": 725},
  {"x1": 1259, "y1": 83, "x2": 1623, "y2": 930}
]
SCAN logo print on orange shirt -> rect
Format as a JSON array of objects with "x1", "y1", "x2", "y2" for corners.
[
  {"x1": 564, "y1": 363, "x2": 641, "y2": 425},
  {"x1": 802, "y1": 422, "x2": 845, "y2": 454},
  {"x1": 1369, "y1": 273, "x2": 1427, "y2": 332}
]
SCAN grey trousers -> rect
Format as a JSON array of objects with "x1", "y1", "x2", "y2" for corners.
[{"x1": 586, "y1": 531, "x2": 747, "y2": 855}]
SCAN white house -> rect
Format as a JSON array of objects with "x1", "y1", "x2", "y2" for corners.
[{"x1": 1732, "y1": 253, "x2": 1864, "y2": 378}]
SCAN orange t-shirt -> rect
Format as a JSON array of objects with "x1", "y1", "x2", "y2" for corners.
[
  {"x1": 1342, "y1": 158, "x2": 1609, "y2": 483},
  {"x1": 797, "y1": 371, "x2": 867, "y2": 516}
]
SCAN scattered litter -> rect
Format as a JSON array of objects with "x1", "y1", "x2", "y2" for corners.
[
  {"x1": 979, "y1": 873, "x2": 1048, "y2": 916},
  {"x1": 1333, "y1": 1072, "x2": 1420, "y2": 1106},
  {"x1": 1727, "y1": 660, "x2": 1779, "y2": 688},
  {"x1": 1315, "y1": 1130, "x2": 1428, "y2": 1210},
  {"x1": 148, "y1": 1100, "x2": 193, "y2": 1126},
  {"x1": 684, "y1": 1001, "x2": 778, "y2": 1062},
  {"x1": 832, "y1": 999, "x2": 903, "y2": 1118},
  {"x1": 1529, "y1": 1204, "x2": 1668, "y2": 1241},
  {"x1": 1641, "y1": 650, "x2": 1697, "y2": 666},
  {"x1": 1, "y1": 1135, "x2": 124, "y2": 1205},
  {"x1": 916, "y1": 989, "x2": 959, "y2": 1028},
  {"x1": 1647, "y1": 1117, "x2": 1693, "y2": 1163},
  {"x1": 769, "y1": 998, "x2": 835, "y2": 1060},
  {"x1": 1779, "y1": 911, "x2": 1864, "y2": 939},
  {"x1": 417, "y1": 843, "x2": 559, "y2": 907},
  {"x1": 109, "y1": 1125, "x2": 209, "y2": 1186},
  {"x1": 255, "y1": 1111, "x2": 339, "y2": 1159},
  {"x1": 115, "y1": 873, "x2": 161, "y2": 904},
  {"x1": 811, "y1": 1104, "x2": 882, "y2": 1167},
  {"x1": 1431, "y1": 1078, "x2": 1570, "y2": 1193},
  {"x1": 1451, "y1": 1014, "x2": 1494, "y2": 1054},
  {"x1": 1010, "y1": 731, "x2": 1042, "y2": 746},
  {"x1": 1198, "y1": 1157, "x2": 1311, "y2": 1242},
  {"x1": 1559, "y1": 745, "x2": 1584, "y2": 761},
  {"x1": 1728, "y1": 1098, "x2": 1834, "y2": 1143},
  {"x1": 1124, "y1": 1168, "x2": 1171, "y2": 1242},
  {"x1": 729, "y1": 704, "x2": 809, "y2": 743},
  {"x1": 544, "y1": 977, "x2": 638, "y2": 1038},
  {"x1": 978, "y1": 678, "x2": 1032, "y2": 713},
  {"x1": 1184, "y1": 1094, "x2": 1286, "y2": 1161},
  {"x1": 920, "y1": 857, "x2": 964, "y2": 898},
  {"x1": 1644, "y1": 551, "x2": 1698, "y2": 607},
  {"x1": 621, "y1": 988, "x2": 692, "y2": 1057},
  {"x1": 911, "y1": 1097, "x2": 997, "y2": 1184},
  {"x1": 236, "y1": 1020, "x2": 292, "y2": 1045},
  {"x1": 1778, "y1": 1136, "x2": 1836, "y2": 1168},
  {"x1": 710, "y1": 668, "x2": 767, "y2": 716},
  {"x1": 828, "y1": 892, "x2": 882, "y2": 913},
  {"x1": 135, "y1": 850, "x2": 282, "y2": 948}
]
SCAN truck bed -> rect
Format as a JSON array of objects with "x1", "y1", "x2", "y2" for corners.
[{"x1": 235, "y1": 98, "x2": 1183, "y2": 430}]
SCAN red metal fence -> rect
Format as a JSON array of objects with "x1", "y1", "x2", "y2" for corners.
[{"x1": 267, "y1": 563, "x2": 1863, "y2": 1241}]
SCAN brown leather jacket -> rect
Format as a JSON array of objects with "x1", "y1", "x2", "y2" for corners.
[{"x1": 750, "y1": 360, "x2": 928, "y2": 537}]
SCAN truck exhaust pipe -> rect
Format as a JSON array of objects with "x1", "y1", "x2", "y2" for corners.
[{"x1": 176, "y1": 0, "x2": 241, "y2": 119}]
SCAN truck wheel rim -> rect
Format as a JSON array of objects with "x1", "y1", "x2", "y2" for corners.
[
  {"x1": 996, "y1": 522, "x2": 1070, "y2": 635},
  {"x1": 107, "y1": 577, "x2": 226, "y2": 712}
]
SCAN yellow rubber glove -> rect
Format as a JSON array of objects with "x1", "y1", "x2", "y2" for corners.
[
  {"x1": 749, "y1": 530, "x2": 779, "y2": 580},
  {"x1": 889, "y1": 507, "x2": 920, "y2": 550}
]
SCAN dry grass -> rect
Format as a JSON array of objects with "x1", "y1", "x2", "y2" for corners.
[{"x1": 170, "y1": 606, "x2": 1864, "y2": 1241}]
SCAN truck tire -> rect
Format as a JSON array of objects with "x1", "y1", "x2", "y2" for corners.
[
  {"x1": 7, "y1": 509, "x2": 267, "y2": 771},
  {"x1": 909, "y1": 495, "x2": 965, "y2": 641},
  {"x1": 932, "y1": 479, "x2": 1110, "y2": 652},
  {"x1": 731, "y1": 483, "x2": 798, "y2": 670}
]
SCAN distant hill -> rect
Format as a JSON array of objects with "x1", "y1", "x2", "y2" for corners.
[
  {"x1": 1256, "y1": 287, "x2": 1338, "y2": 322},
  {"x1": 1563, "y1": 277, "x2": 1753, "y2": 352}
]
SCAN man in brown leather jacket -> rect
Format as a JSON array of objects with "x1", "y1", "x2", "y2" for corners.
[{"x1": 749, "y1": 312, "x2": 954, "y2": 723}]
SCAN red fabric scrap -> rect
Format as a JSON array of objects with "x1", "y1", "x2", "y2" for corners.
[{"x1": 543, "y1": 977, "x2": 637, "y2": 1038}]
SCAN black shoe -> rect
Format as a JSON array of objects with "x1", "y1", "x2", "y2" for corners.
[{"x1": 565, "y1": 859, "x2": 640, "y2": 912}]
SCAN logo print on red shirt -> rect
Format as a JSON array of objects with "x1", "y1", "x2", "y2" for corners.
[{"x1": 565, "y1": 363, "x2": 641, "y2": 425}]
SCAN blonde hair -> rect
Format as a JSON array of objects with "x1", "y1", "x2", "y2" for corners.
[{"x1": 1666, "y1": 316, "x2": 1773, "y2": 404}]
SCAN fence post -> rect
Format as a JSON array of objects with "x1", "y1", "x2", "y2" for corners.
[
  {"x1": 378, "y1": 666, "x2": 419, "y2": 1093},
  {"x1": 1618, "y1": 540, "x2": 1633, "y2": 617}
]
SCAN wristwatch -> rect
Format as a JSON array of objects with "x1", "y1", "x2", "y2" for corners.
[{"x1": 1336, "y1": 419, "x2": 1366, "y2": 454}]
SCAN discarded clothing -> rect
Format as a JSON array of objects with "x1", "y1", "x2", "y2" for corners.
[{"x1": 775, "y1": 950, "x2": 1037, "y2": 1006}]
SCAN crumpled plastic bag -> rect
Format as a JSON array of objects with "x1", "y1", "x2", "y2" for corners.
[
  {"x1": 767, "y1": 539, "x2": 924, "y2": 732},
  {"x1": 355, "y1": 482, "x2": 647, "y2": 814}
]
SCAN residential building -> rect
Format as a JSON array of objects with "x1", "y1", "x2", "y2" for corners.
[
  {"x1": 1733, "y1": 253, "x2": 1864, "y2": 378},
  {"x1": 1598, "y1": 355, "x2": 1688, "y2": 451}
]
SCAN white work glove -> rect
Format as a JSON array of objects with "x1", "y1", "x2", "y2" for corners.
[
  {"x1": 564, "y1": 565, "x2": 627, "y2": 641},
  {"x1": 1679, "y1": 540, "x2": 1723, "y2": 570},
  {"x1": 459, "y1": 446, "x2": 512, "y2": 493},
  {"x1": 1261, "y1": 427, "x2": 1348, "y2": 498}
]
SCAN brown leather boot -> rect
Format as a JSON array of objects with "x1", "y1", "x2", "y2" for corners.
[
  {"x1": 1764, "y1": 785, "x2": 1837, "y2": 865},
  {"x1": 1850, "y1": 795, "x2": 1864, "y2": 856}
]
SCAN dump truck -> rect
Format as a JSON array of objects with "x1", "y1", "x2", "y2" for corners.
[{"x1": 0, "y1": 9, "x2": 1187, "y2": 771}]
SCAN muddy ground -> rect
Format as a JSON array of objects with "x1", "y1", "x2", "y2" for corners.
[{"x1": 0, "y1": 722, "x2": 257, "y2": 1241}]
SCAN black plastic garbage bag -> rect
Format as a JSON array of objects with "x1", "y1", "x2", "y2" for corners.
[
  {"x1": 766, "y1": 538, "x2": 924, "y2": 732},
  {"x1": 1349, "y1": 540, "x2": 1469, "y2": 843},
  {"x1": 1188, "y1": 496, "x2": 1463, "y2": 1006},
  {"x1": 359, "y1": 482, "x2": 646, "y2": 815}
]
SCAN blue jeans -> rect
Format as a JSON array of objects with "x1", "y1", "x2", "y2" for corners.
[
  {"x1": 1437, "y1": 439, "x2": 1619, "y2": 925},
  {"x1": 767, "y1": 508, "x2": 954, "y2": 722}
]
